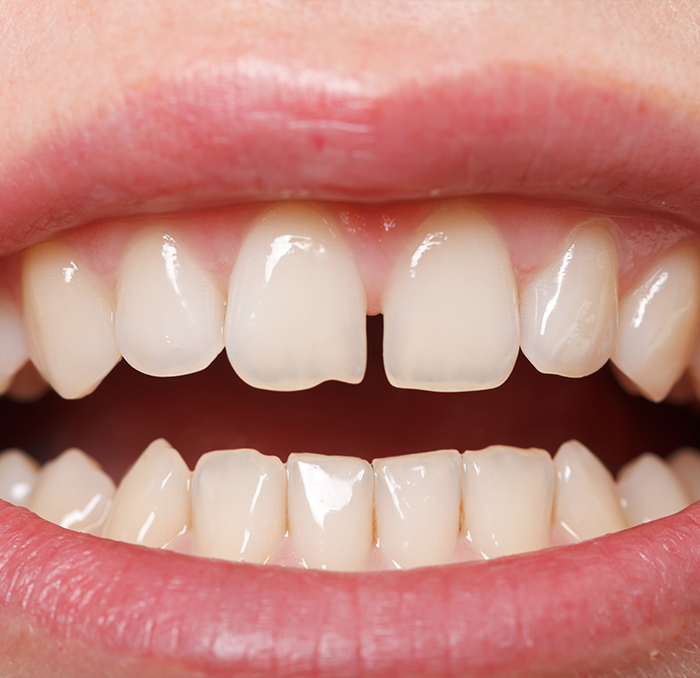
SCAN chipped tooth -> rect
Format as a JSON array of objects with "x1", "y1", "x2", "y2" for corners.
[
  {"x1": 668, "y1": 447, "x2": 700, "y2": 502},
  {"x1": 382, "y1": 206, "x2": 520, "y2": 391},
  {"x1": 553, "y1": 440, "x2": 627, "y2": 541},
  {"x1": 27, "y1": 449, "x2": 115, "y2": 533},
  {"x1": 116, "y1": 230, "x2": 225, "y2": 377},
  {"x1": 463, "y1": 445, "x2": 554, "y2": 559},
  {"x1": 374, "y1": 450, "x2": 461, "y2": 569},
  {"x1": 0, "y1": 449, "x2": 39, "y2": 507},
  {"x1": 520, "y1": 224, "x2": 618, "y2": 378},
  {"x1": 22, "y1": 242, "x2": 121, "y2": 399},
  {"x1": 617, "y1": 453, "x2": 692, "y2": 526},
  {"x1": 287, "y1": 453, "x2": 374, "y2": 571},
  {"x1": 0, "y1": 296, "x2": 28, "y2": 390},
  {"x1": 102, "y1": 439, "x2": 191, "y2": 548},
  {"x1": 611, "y1": 248, "x2": 700, "y2": 402},
  {"x1": 225, "y1": 203, "x2": 367, "y2": 391},
  {"x1": 192, "y1": 449, "x2": 286, "y2": 563}
]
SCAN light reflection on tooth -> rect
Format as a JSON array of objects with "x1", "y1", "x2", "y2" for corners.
[
  {"x1": 669, "y1": 447, "x2": 700, "y2": 501},
  {"x1": 611, "y1": 247, "x2": 700, "y2": 402},
  {"x1": 287, "y1": 453, "x2": 374, "y2": 571},
  {"x1": 102, "y1": 439, "x2": 191, "y2": 548},
  {"x1": 463, "y1": 445, "x2": 554, "y2": 559},
  {"x1": 0, "y1": 295, "x2": 28, "y2": 391},
  {"x1": 553, "y1": 440, "x2": 627, "y2": 541},
  {"x1": 382, "y1": 206, "x2": 520, "y2": 391},
  {"x1": 0, "y1": 449, "x2": 39, "y2": 507},
  {"x1": 374, "y1": 449, "x2": 461, "y2": 569},
  {"x1": 192, "y1": 449, "x2": 286, "y2": 563},
  {"x1": 116, "y1": 230, "x2": 226, "y2": 377},
  {"x1": 225, "y1": 203, "x2": 367, "y2": 391},
  {"x1": 520, "y1": 224, "x2": 618, "y2": 378},
  {"x1": 28, "y1": 449, "x2": 115, "y2": 533},
  {"x1": 22, "y1": 242, "x2": 121, "y2": 399},
  {"x1": 617, "y1": 453, "x2": 692, "y2": 526}
]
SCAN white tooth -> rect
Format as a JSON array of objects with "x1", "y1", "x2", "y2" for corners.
[
  {"x1": 0, "y1": 449, "x2": 39, "y2": 507},
  {"x1": 617, "y1": 453, "x2": 692, "y2": 526},
  {"x1": 373, "y1": 450, "x2": 461, "y2": 569},
  {"x1": 552, "y1": 440, "x2": 627, "y2": 541},
  {"x1": 192, "y1": 449, "x2": 286, "y2": 563},
  {"x1": 27, "y1": 449, "x2": 115, "y2": 534},
  {"x1": 116, "y1": 230, "x2": 225, "y2": 377},
  {"x1": 382, "y1": 206, "x2": 519, "y2": 391},
  {"x1": 520, "y1": 224, "x2": 618, "y2": 378},
  {"x1": 225, "y1": 203, "x2": 367, "y2": 391},
  {"x1": 287, "y1": 453, "x2": 374, "y2": 571},
  {"x1": 611, "y1": 248, "x2": 700, "y2": 402},
  {"x1": 462, "y1": 446, "x2": 554, "y2": 559},
  {"x1": 102, "y1": 439, "x2": 191, "y2": 547},
  {"x1": 669, "y1": 447, "x2": 700, "y2": 501},
  {"x1": 0, "y1": 296, "x2": 28, "y2": 389},
  {"x1": 22, "y1": 242, "x2": 121, "y2": 399}
]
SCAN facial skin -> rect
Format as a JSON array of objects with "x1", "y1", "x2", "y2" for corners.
[{"x1": 1, "y1": 1, "x2": 700, "y2": 677}]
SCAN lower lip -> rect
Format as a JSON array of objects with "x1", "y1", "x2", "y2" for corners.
[{"x1": 1, "y1": 496, "x2": 698, "y2": 676}]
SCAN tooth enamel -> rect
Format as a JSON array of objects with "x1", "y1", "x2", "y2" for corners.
[
  {"x1": 616, "y1": 452, "x2": 692, "y2": 526},
  {"x1": 552, "y1": 440, "x2": 627, "y2": 541},
  {"x1": 520, "y1": 224, "x2": 618, "y2": 378},
  {"x1": 0, "y1": 296, "x2": 28, "y2": 390},
  {"x1": 287, "y1": 453, "x2": 374, "y2": 571},
  {"x1": 225, "y1": 203, "x2": 366, "y2": 390},
  {"x1": 192, "y1": 449, "x2": 286, "y2": 563},
  {"x1": 462, "y1": 445, "x2": 554, "y2": 559},
  {"x1": 0, "y1": 449, "x2": 39, "y2": 507},
  {"x1": 373, "y1": 449, "x2": 461, "y2": 569},
  {"x1": 382, "y1": 206, "x2": 520, "y2": 391},
  {"x1": 102, "y1": 439, "x2": 191, "y2": 547},
  {"x1": 116, "y1": 230, "x2": 225, "y2": 377},
  {"x1": 669, "y1": 447, "x2": 700, "y2": 501},
  {"x1": 27, "y1": 448, "x2": 115, "y2": 533},
  {"x1": 22, "y1": 242, "x2": 121, "y2": 399},
  {"x1": 611, "y1": 247, "x2": 700, "y2": 402}
]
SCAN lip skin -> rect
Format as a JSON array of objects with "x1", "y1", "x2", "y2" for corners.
[{"x1": 2, "y1": 2, "x2": 700, "y2": 677}]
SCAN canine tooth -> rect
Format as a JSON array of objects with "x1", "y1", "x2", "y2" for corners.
[
  {"x1": 463, "y1": 446, "x2": 554, "y2": 559},
  {"x1": 0, "y1": 449, "x2": 39, "y2": 507},
  {"x1": 520, "y1": 224, "x2": 618, "y2": 378},
  {"x1": 617, "y1": 453, "x2": 692, "y2": 526},
  {"x1": 225, "y1": 203, "x2": 366, "y2": 390},
  {"x1": 27, "y1": 449, "x2": 115, "y2": 533},
  {"x1": 287, "y1": 453, "x2": 374, "y2": 571},
  {"x1": 116, "y1": 230, "x2": 225, "y2": 377},
  {"x1": 553, "y1": 440, "x2": 627, "y2": 540},
  {"x1": 0, "y1": 296, "x2": 28, "y2": 390},
  {"x1": 611, "y1": 248, "x2": 700, "y2": 402},
  {"x1": 192, "y1": 449, "x2": 286, "y2": 563},
  {"x1": 102, "y1": 439, "x2": 191, "y2": 547},
  {"x1": 669, "y1": 447, "x2": 700, "y2": 501},
  {"x1": 373, "y1": 450, "x2": 461, "y2": 569},
  {"x1": 22, "y1": 242, "x2": 121, "y2": 399},
  {"x1": 382, "y1": 206, "x2": 519, "y2": 391}
]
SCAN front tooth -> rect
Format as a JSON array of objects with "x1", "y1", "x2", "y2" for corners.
[
  {"x1": 0, "y1": 296, "x2": 28, "y2": 390},
  {"x1": 552, "y1": 440, "x2": 627, "y2": 541},
  {"x1": 225, "y1": 203, "x2": 367, "y2": 390},
  {"x1": 0, "y1": 449, "x2": 39, "y2": 507},
  {"x1": 287, "y1": 453, "x2": 374, "y2": 571},
  {"x1": 669, "y1": 447, "x2": 700, "y2": 501},
  {"x1": 520, "y1": 224, "x2": 618, "y2": 377},
  {"x1": 382, "y1": 206, "x2": 520, "y2": 391},
  {"x1": 102, "y1": 439, "x2": 191, "y2": 547},
  {"x1": 116, "y1": 230, "x2": 226, "y2": 377},
  {"x1": 22, "y1": 242, "x2": 121, "y2": 399},
  {"x1": 192, "y1": 449, "x2": 286, "y2": 563},
  {"x1": 462, "y1": 446, "x2": 554, "y2": 559},
  {"x1": 373, "y1": 450, "x2": 461, "y2": 569},
  {"x1": 27, "y1": 449, "x2": 115, "y2": 533},
  {"x1": 611, "y1": 248, "x2": 700, "y2": 402},
  {"x1": 617, "y1": 453, "x2": 692, "y2": 526}
]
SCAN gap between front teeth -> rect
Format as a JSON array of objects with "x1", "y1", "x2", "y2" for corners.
[{"x1": 3, "y1": 440, "x2": 699, "y2": 572}]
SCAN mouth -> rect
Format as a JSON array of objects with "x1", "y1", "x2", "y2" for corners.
[{"x1": 3, "y1": 3, "x2": 700, "y2": 677}]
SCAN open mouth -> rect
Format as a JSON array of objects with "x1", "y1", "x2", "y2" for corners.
[{"x1": 3, "y1": 2, "x2": 700, "y2": 677}]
